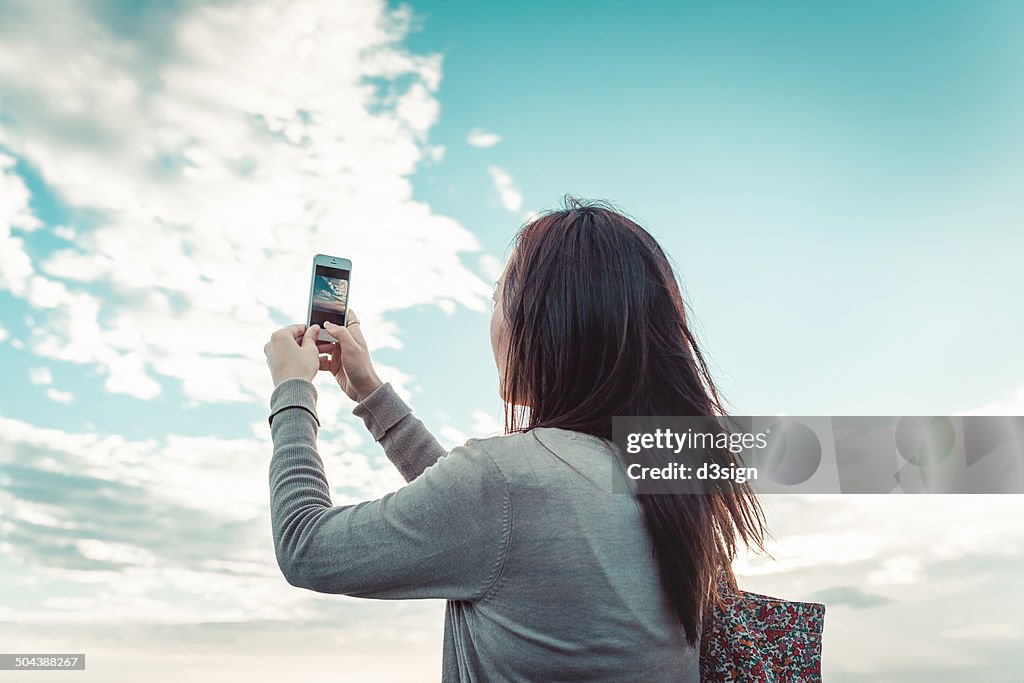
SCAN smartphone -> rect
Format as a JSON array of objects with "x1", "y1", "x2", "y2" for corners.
[{"x1": 307, "y1": 254, "x2": 352, "y2": 342}]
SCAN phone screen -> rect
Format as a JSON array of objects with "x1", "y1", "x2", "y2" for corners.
[{"x1": 310, "y1": 265, "x2": 350, "y2": 328}]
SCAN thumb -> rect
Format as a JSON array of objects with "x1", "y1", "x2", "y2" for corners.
[
  {"x1": 323, "y1": 321, "x2": 358, "y2": 350},
  {"x1": 302, "y1": 324, "x2": 320, "y2": 349}
]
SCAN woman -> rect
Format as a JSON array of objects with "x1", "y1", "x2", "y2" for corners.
[{"x1": 263, "y1": 198, "x2": 767, "y2": 682}]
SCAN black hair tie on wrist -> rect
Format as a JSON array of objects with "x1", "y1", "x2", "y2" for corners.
[{"x1": 268, "y1": 405, "x2": 320, "y2": 428}]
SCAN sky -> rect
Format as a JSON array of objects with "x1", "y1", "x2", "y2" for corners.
[{"x1": 1, "y1": 0, "x2": 1023, "y2": 681}]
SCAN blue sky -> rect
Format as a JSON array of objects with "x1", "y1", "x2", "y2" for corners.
[
  {"x1": 390, "y1": 0, "x2": 1024, "y2": 426},
  {"x1": 1, "y1": 1, "x2": 1023, "y2": 681}
]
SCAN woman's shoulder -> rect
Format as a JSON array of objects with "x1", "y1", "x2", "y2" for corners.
[
  {"x1": 461, "y1": 427, "x2": 619, "y2": 480},
  {"x1": 465, "y1": 426, "x2": 612, "y2": 451}
]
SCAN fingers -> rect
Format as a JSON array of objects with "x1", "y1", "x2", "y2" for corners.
[
  {"x1": 322, "y1": 321, "x2": 354, "y2": 349},
  {"x1": 323, "y1": 320, "x2": 360, "y2": 351},
  {"x1": 301, "y1": 324, "x2": 319, "y2": 349},
  {"x1": 315, "y1": 338, "x2": 342, "y2": 373},
  {"x1": 342, "y1": 309, "x2": 367, "y2": 348},
  {"x1": 272, "y1": 323, "x2": 306, "y2": 341}
]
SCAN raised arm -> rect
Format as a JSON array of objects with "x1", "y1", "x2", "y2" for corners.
[
  {"x1": 267, "y1": 378, "x2": 511, "y2": 599},
  {"x1": 352, "y1": 382, "x2": 447, "y2": 482},
  {"x1": 310, "y1": 314, "x2": 446, "y2": 481}
]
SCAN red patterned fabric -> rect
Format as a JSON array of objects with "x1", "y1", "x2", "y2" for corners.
[{"x1": 699, "y1": 576, "x2": 825, "y2": 682}]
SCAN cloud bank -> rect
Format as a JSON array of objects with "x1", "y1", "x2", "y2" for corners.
[
  {"x1": 0, "y1": 0, "x2": 492, "y2": 405},
  {"x1": 0, "y1": 0, "x2": 493, "y2": 632}
]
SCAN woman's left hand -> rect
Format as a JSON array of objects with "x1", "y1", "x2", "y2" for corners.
[{"x1": 264, "y1": 324, "x2": 323, "y2": 387}]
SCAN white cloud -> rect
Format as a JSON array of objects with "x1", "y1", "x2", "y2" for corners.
[
  {"x1": 943, "y1": 623, "x2": 1022, "y2": 640},
  {"x1": 438, "y1": 409, "x2": 504, "y2": 449},
  {"x1": 0, "y1": 324, "x2": 8, "y2": 343},
  {"x1": 45, "y1": 388, "x2": 74, "y2": 403},
  {"x1": 868, "y1": 556, "x2": 921, "y2": 586},
  {"x1": 13, "y1": 502, "x2": 75, "y2": 529},
  {"x1": 0, "y1": 412, "x2": 406, "y2": 623},
  {"x1": 467, "y1": 128, "x2": 502, "y2": 148},
  {"x1": 957, "y1": 386, "x2": 1024, "y2": 416},
  {"x1": 487, "y1": 165, "x2": 524, "y2": 213},
  {"x1": 52, "y1": 225, "x2": 76, "y2": 240},
  {"x1": 0, "y1": 152, "x2": 40, "y2": 231},
  {"x1": 0, "y1": 153, "x2": 37, "y2": 297},
  {"x1": 76, "y1": 539, "x2": 155, "y2": 567},
  {"x1": 426, "y1": 144, "x2": 445, "y2": 162},
  {"x1": 469, "y1": 409, "x2": 503, "y2": 437},
  {"x1": 735, "y1": 494, "x2": 1024, "y2": 579},
  {"x1": 0, "y1": 0, "x2": 492, "y2": 406},
  {"x1": 478, "y1": 253, "x2": 504, "y2": 282},
  {"x1": 733, "y1": 527, "x2": 881, "y2": 576},
  {"x1": 28, "y1": 366, "x2": 53, "y2": 385}
]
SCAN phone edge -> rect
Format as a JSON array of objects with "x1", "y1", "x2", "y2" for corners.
[{"x1": 308, "y1": 254, "x2": 352, "y2": 341}]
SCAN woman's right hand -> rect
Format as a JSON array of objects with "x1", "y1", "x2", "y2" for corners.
[{"x1": 316, "y1": 309, "x2": 383, "y2": 402}]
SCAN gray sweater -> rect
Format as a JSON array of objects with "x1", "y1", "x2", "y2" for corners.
[{"x1": 268, "y1": 377, "x2": 700, "y2": 682}]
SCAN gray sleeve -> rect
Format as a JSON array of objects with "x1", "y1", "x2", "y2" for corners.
[
  {"x1": 268, "y1": 378, "x2": 511, "y2": 600},
  {"x1": 351, "y1": 381, "x2": 448, "y2": 482}
]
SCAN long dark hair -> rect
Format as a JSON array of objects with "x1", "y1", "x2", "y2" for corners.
[{"x1": 499, "y1": 196, "x2": 767, "y2": 646}]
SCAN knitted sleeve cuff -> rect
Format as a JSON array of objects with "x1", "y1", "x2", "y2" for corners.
[
  {"x1": 268, "y1": 378, "x2": 320, "y2": 428},
  {"x1": 352, "y1": 382, "x2": 411, "y2": 441}
]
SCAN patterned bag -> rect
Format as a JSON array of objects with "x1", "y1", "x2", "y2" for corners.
[{"x1": 699, "y1": 575, "x2": 825, "y2": 682}]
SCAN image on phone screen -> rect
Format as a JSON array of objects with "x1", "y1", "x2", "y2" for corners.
[{"x1": 310, "y1": 265, "x2": 349, "y2": 328}]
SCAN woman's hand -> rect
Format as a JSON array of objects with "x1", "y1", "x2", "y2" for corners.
[
  {"x1": 315, "y1": 310, "x2": 383, "y2": 402},
  {"x1": 264, "y1": 323, "x2": 322, "y2": 387}
]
